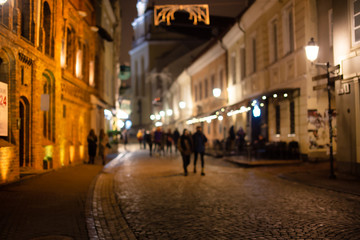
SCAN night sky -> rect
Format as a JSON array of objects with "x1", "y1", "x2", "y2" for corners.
[{"x1": 119, "y1": 0, "x2": 250, "y2": 64}]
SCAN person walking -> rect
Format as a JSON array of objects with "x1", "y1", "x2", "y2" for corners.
[
  {"x1": 145, "y1": 129, "x2": 154, "y2": 156},
  {"x1": 99, "y1": 129, "x2": 110, "y2": 165},
  {"x1": 166, "y1": 129, "x2": 173, "y2": 154},
  {"x1": 87, "y1": 129, "x2": 97, "y2": 164},
  {"x1": 178, "y1": 129, "x2": 193, "y2": 176},
  {"x1": 173, "y1": 128, "x2": 180, "y2": 153},
  {"x1": 137, "y1": 129, "x2": 143, "y2": 149},
  {"x1": 154, "y1": 127, "x2": 162, "y2": 153},
  {"x1": 192, "y1": 126, "x2": 208, "y2": 176}
]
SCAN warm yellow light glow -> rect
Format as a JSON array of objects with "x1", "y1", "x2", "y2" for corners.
[
  {"x1": 76, "y1": 50, "x2": 82, "y2": 78},
  {"x1": 305, "y1": 38, "x2": 319, "y2": 62},
  {"x1": 44, "y1": 145, "x2": 53, "y2": 159},
  {"x1": 1, "y1": 147, "x2": 12, "y2": 181},
  {"x1": 79, "y1": 144, "x2": 84, "y2": 160},
  {"x1": 69, "y1": 145, "x2": 75, "y2": 163},
  {"x1": 89, "y1": 61, "x2": 95, "y2": 87},
  {"x1": 61, "y1": 39, "x2": 66, "y2": 68},
  {"x1": 60, "y1": 145, "x2": 65, "y2": 166}
]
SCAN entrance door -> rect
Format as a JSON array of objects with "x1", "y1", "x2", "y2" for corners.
[{"x1": 19, "y1": 98, "x2": 30, "y2": 167}]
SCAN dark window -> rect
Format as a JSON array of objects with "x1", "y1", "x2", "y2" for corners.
[
  {"x1": 240, "y1": 48, "x2": 246, "y2": 79},
  {"x1": 290, "y1": 101, "x2": 295, "y2": 134},
  {"x1": 273, "y1": 21, "x2": 278, "y2": 61},
  {"x1": 205, "y1": 79, "x2": 208, "y2": 98},
  {"x1": 276, "y1": 105, "x2": 280, "y2": 134},
  {"x1": 199, "y1": 82, "x2": 202, "y2": 100},
  {"x1": 252, "y1": 38, "x2": 257, "y2": 73},
  {"x1": 43, "y1": 2, "x2": 52, "y2": 56},
  {"x1": 66, "y1": 28, "x2": 76, "y2": 74},
  {"x1": 288, "y1": 10, "x2": 294, "y2": 52},
  {"x1": 21, "y1": 66, "x2": 24, "y2": 85},
  {"x1": 211, "y1": 74, "x2": 215, "y2": 92},
  {"x1": 20, "y1": 0, "x2": 31, "y2": 40},
  {"x1": 219, "y1": 70, "x2": 223, "y2": 89}
]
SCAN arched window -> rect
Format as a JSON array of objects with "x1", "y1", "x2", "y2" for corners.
[
  {"x1": 43, "y1": 72, "x2": 55, "y2": 142},
  {"x1": 43, "y1": 2, "x2": 52, "y2": 56}
]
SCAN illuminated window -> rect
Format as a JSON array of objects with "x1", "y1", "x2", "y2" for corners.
[{"x1": 0, "y1": 0, "x2": 10, "y2": 28}]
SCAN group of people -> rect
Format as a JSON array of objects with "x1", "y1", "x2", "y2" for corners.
[
  {"x1": 88, "y1": 126, "x2": 208, "y2": 176},
  {"x1": 87, "y1": 129, "x2": 110, "y2": 165},
  {"x1": 138, "y1": 127, "x2": 181, "y2": 156},
  {"x1": 138, "y1": 126, "x2": 208, "y2": 176}
]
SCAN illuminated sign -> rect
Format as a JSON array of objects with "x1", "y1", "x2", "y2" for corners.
[
  {"x1": 253, "y1": 105, "x2": 261, "y2": 118},
  {"x1": 0, "y1": 82, "x2": 8, "y2": 136}
]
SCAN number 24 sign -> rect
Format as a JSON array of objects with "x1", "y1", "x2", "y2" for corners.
[{"x1": 0, "y1": 95, "x2": 6, "y2": 106}]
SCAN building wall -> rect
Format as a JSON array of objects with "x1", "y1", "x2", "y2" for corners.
[
  {"x1": 189, "y1": 49, "x2": 227, "y2": 146},
  {"x1": 0, "y1": 0, "x2": 117, "y2": 184}
]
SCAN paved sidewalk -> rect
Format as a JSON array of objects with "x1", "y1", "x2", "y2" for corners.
[
  {"x1": 225, "y1": 155, "x2": 360, "y2": 196},
  {"x1": 0, "y1": 161, "x2": 103, "y2": 240}
]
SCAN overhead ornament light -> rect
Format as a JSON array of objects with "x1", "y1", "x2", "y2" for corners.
[{"x1": 154, "y1": 4, "x2": 210, "y2": 26}]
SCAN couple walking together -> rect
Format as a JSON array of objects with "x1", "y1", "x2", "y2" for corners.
[{"x1": 178, "y1": 126, "x2": 208, "y2": 176}]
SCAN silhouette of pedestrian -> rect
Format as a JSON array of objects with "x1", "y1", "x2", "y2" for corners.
[
  {"x1": 87, "y1": 129, "x2": 97, "y2": 164},
  {"x1": 99, "y1": 129, "x2": 109, "y2": 165},
  {"x1": 192, "y1": 126, "x2": 208, "y2": 176},
  {"x1": 178, "y1": 129, "x2": 193, "y2": 176}
]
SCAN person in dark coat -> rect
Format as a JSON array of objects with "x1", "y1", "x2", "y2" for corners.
[
  {"x1": 177, "y1": 129, "x2": 193, "y2": 176},
  {"x1": 87, "y1": 129, "x2": 97, "y2": 164},
  {"x1": 145, "y1": 129, "x2": 154, "y2": 156},
  {"x1": 192, "y1": 126, "x2": 208, "y2": 176},
  {"x1": 173, "y1": 129, "x2": 180, "y2": 153}
]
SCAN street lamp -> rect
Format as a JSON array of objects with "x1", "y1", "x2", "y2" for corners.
[
  {"x1": 305, "y1": 37, "x2": 337, "y2": 179},
  {"x1": 179, "y1": 101, "x2": 186, "y2": 109},
  {"x1": 213, "y1": 88, "x2": 221, "y2": 98}
]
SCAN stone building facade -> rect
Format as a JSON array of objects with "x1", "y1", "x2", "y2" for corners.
[{"x1": 0, "y1": 0, "x2": 121, "y2": 184}]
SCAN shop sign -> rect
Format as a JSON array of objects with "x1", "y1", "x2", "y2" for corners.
[{"x1": 0, "y1": 82, "x2": 8, "y2": 136}]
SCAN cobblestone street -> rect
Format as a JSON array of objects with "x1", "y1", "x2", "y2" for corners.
[{"x1": 97, "y1": 149, "x2": 360, "y2": 240}]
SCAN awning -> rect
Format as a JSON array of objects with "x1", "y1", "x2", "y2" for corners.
[{"x1": 96, "y1": 25, "x2": 113, "y2": 42}]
